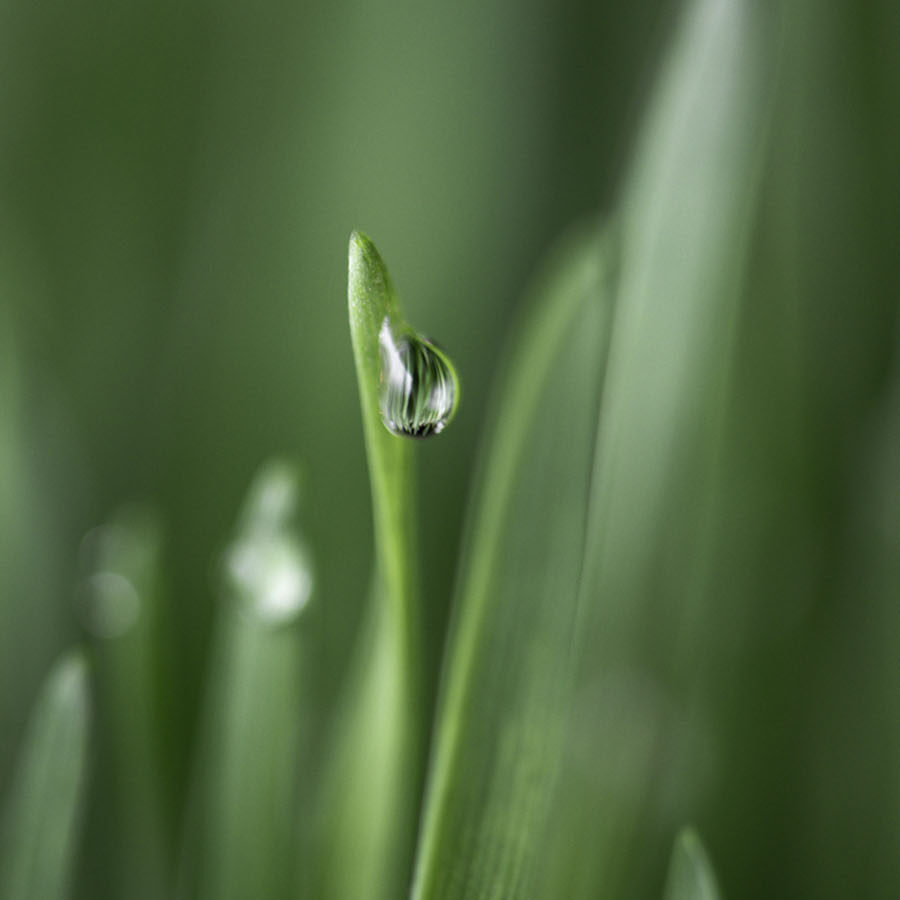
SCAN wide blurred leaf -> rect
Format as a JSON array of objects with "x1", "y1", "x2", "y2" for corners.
[
  {"x1": 541, "y1": 0, "x2": 776, "y2": 891},
  {"x1": 583, "y1": 0, "x2": 772, "y2": 632},
  {"x1": 411, "y1": 0, "x2": 778, "y2": 897},
  {"x1": 410, "y1": 220, "x2": 615, "y2": 900},
  {"x1": 0, "y1": 652, "x2": 91, "y2": 900}
]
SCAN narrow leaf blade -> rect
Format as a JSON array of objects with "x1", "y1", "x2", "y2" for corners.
[
  {"x1": 311, "y1": 233, "x2": 424, "y2": 900},
  {"x1": 347, "y1": 230, "x2": 417, "y2": 629},
  {"x1": 410, "y1": 221, "x2": 615, "y2": 900},
  {"x1": 662, "y1": 829, "x2": 722, "y2": 900},
  {"x1": 186, "y1": 461, "x2": 311, "y2": 900},
  {"x1": 0, "y1": 652, "x2": 91, "y2": 900},
  {"x1": 77, "y1": 507, "x2": 169, "y2": 900}
]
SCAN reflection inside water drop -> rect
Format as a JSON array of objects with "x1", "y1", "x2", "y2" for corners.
[{"x1": 378, "y1": 318, "x2": 459, "y2": 438}]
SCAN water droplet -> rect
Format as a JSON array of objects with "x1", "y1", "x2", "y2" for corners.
[
  {"x1": 222, "y1": 460, "x2": 314, "y2": 625},
  {"x1": 378, "y1": 318, "x2": 459, "y2": 438}
]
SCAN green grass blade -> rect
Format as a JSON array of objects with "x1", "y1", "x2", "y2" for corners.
[
  {"x1": 587, "y1": 0, "x2": 772, "y2": 613},
  {"x1": 0, "y1": 652, "x2": 91, "y2": 900},
  {"x1": 578, "y1": 0, "x2": 774, "y2": 656},
  {"x1": 541, "y1": 0, "x2": 778, "y2": 896},
  {"x1": 77, "y1": 507, "x2": 169, "y2": 900},
  {"x1": 412, "y1": 0, "x2": 775, "y2": 895},
  {"x1": 309, "y1": 232, "x2": 425, "y2": 900},
  {"x1": 346, "y1": 230, "x2": 418, "y2": 633},
  {"x1": 410, "y1": 221, "x2": 615, "y2": 900},
  {"x1": 188, "y1": 461, "x2": 312, "y2": 900},
  {"x1": 595, "y1": 0, "x2": 772, "y2": 559},
  {"x1": 0, "y1": 299, "x2": 71, "y2": 789},
  {"x1": 662, "y1": 829, "x2": 722, "y2": 900}
]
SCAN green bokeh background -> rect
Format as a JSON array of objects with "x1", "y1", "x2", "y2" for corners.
[
  {"x1": 1, "y1": 0, "x2": 898, "y2": 897},
  {"x1": 0, "y1": 0, "x2": 666, "y2": 780}
]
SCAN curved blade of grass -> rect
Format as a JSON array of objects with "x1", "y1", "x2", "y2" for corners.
[
  {"x1": 346, "y1": 231, "x2": 418, "y2": 639},
  {"x1": 77, "y1": 507, "x2": 169, "y2": 900},
  {"x1": 309, "y1": 232, "x2": 423, "y2": 900},
  {"x1": 582, "y1": 0, "x2": 773, "y2": 641},
  {"x1": 0, "y1": 651, "x2": 91, "y2": 900},
  {"x1": 410, "y1": 220, "x2": 615, "y2": 900},
  {"x1": 541, "y1": 1, "x2": 777, "y2": 897},
  {"x1": 413, "y1": 0, "x2": 776, "y2": 896},
  {"x1": 185, "y1": 461, "x2": 311, "y2": 900},
  {"x1": 662, "y1": 829, "x2": 722, "y2": 900},
  {"x1": 0, "y1": 296, "x2": 71, "y2": 789}
]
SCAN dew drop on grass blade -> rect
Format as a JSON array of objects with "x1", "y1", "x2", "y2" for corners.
[{"x1": 311, "y1": 232, "x2": 456, "y2": 900}]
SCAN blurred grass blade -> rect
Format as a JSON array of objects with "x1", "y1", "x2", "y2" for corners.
[
  {"x1": 310, "y1": 232, "x2": 425, "y2": 899},
  {"x1": 0, "y1": 651, "x2": 91, "y2": 900},
  {"x1": 0, "y1": 293, "x2": 72, "y2": 789},
  {"x1": 542, "y1": 0, "x2": 777, "y2": 896},
  {"x1": 413, "y1": 0, "x2": 777, "y2": 896},
  {"x1": 76, "y1": 507, "x2": 169, "y2": 899},
  {"x1": 662, "y1": 829, "x2": 722, "y2": 900},
  {"x1": 187, "y1": 461, "x2": 312, "y2": 900},
  {"x1": 410, "y1": 221, "x2": 615, "y2": 900},
  {"x1": 579, "y1": 0, "x2": 773, "y2": 657},
  {"x1": 801, "y1": 323, "x2": 900, "y2": 897}
]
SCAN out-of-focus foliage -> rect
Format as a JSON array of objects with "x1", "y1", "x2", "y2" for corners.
[
  {"x1": 409, "y1": 221, "x2": 615, "y2": 900},
  {"x1": 0, "y1": 653, "x2": 90, "y2": 900},
  {"x1": 0, "y1": 0, "x2": 898, "y2": 898},
  {"x1": 662, "y1": 829, "x2": 721, "y2": 900}
]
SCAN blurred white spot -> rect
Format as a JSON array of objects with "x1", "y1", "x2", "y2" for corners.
[
  {"x1": 75, "y1": 571, "x2": 141, "y2": 639},
  {"x1": 224, "y1": 460, "x2": 314, "y2": 625},
  {"x1": 251, "y1": 463, "x2": 298, "y2": 526},
  {"x1": 224, "y1": 533, "x2": 313, "y2": 625}
]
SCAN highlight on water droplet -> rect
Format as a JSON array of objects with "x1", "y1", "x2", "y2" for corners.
[
  {"x1": 378, "y1": 318, "x2": 459, "y2": 439},
  {"x1": 222, "y1": 459, "x2": 314, "y2": 625}
]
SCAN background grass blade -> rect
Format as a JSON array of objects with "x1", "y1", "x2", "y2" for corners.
[
  {"x1": 309, "y1": 232, "x2": 424, "y2": 900},
  {"x1": 0, "y1": 295, "x2": 74, "y2": 796},
  {"x1": 185, "y1": 461, "x2": 311, "y2": 900},
  {"x1": 536, "y1": 1, "x2": 778, "y2": 897},
  {"x1": 662, "y1": 829, "x2": 721, "y2": 900},
  {"x1": 0, "y1": 652, "x2": 91, "y2": 900},
  {"x1": 75, "y1": 508, "x2": 169, "y2": 900},
  {"x1": 410, "y1": 221, "x2": 615, "y2": 900}
]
